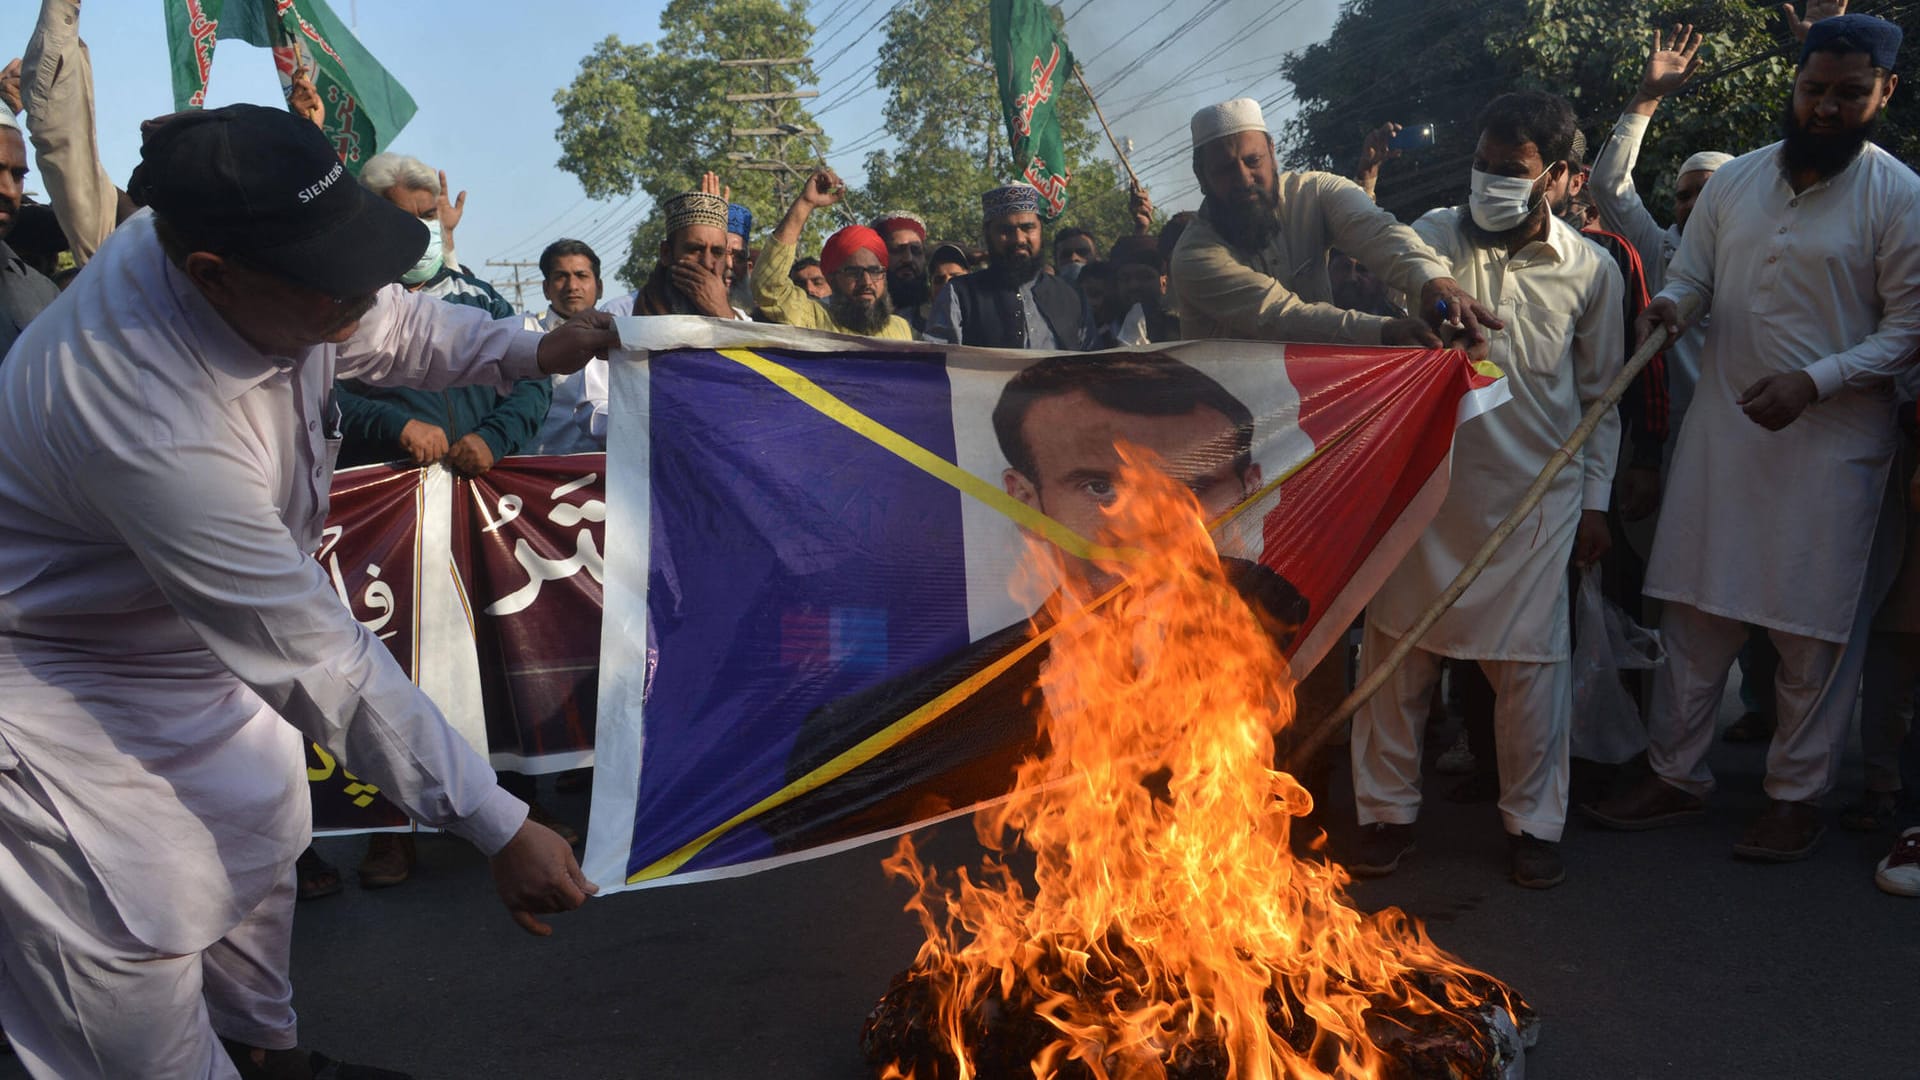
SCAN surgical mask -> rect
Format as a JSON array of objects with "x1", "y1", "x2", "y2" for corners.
[
  {"x1": 400, "y1": 219, "x2": 444, "y2": 285},
  {"x1": 1057, "y1": 261, "x2": 1082, "y2": 284},
  {"x1": 1467, "y1": 168, "x2": 1546, "y2": 232}
]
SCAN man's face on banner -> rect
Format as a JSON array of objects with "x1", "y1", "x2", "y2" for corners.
[{"x1": 1003, "y1": 390, "x2": 1262, "y2": 550}]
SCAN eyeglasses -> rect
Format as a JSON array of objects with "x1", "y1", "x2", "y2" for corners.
[{"x1": 835, "y1": 265, "x2": 887, "y2": 281}]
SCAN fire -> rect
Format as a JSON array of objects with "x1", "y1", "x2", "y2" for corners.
[{"x1": 867, "y1": 449, "x2": 1526, "y2": 1079}]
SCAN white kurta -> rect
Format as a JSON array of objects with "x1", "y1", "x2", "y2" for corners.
[
  {"x1": 0, "y1": 212, "x2": 532, "y2": 957},
  {"x1": 1647, "y1": 142, "x2": 1920, "y2": 643},
  {"x1": 1590, "y1": 112, "x2": 1713, "y2": 430},
  {"x1": 525, "y1": 308, "x2": 609, "y2": 454},
  {"x1": 1367, "y1": 211, "x2": 1625, "y2": 662}
]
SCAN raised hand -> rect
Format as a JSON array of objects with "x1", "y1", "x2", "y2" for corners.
[
  {"x1": 1638, "y1": 25, "x2": 1705, "y2": 102},
  {"x1": 0, "y1": 59, "x2": 21, "y2": 117},
  {"x1": 288, "y1": 64, "x2": 325, "y2": 128},
  {"x1": 1357, "y1": 122, "x2": 1403, "y2": 175},
  {"x1": 1128, "y1": 185, "x2": 1154, "y2": 235},
  {"x1": 435, "y1": 169, "x2": 466, "y2": 236},
  {"x1": 800, "y1": 168, "x2": 844, "y2": 209},
  {"x1": 1781, "y1": 0, "x2": 1848, "y2": 42}
]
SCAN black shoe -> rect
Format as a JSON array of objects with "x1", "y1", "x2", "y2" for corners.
[
  {"x1": 1579, "y1": 774, "x2": 1706, "y2": 831},
  {"x1": 1732, "y1": 799, "x2": 1825, "y2": 862},
  {"x1": 1508, "y1": 832, "x2": 1564, "y2": 889},
  {"x1": 225, "y1": 1041, "x2": 413, "y2": 1080},
  {"x1": 1348, "y1": 822, "x2": 1415, "y2": 878}
]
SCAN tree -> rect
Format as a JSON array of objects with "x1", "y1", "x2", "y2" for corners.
[
  {"x1": 1279, "y1": 0, "x2": 1837, "y2": 226},
  {"x1": 858, "y1": 0, "x2": 1142, "y2": 252},
  {"x1": 552, "y1": 0, "x2": 824, "y2": 286}
]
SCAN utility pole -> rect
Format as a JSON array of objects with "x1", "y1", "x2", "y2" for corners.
[
  {"x1": 721, "y1": 58, "x2": 819, "y2": 206},
  {"x1": 484, "y1": 259, "x2": 541, "y2": 312}
]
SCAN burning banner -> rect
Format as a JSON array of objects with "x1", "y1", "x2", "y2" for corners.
[{"x1": 582, "y1": 321, "x2": 1507, "y2": 894}]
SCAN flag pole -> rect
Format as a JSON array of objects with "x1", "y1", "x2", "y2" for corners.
[
  {"x1": 1284, "y1": 300, "x2": 1696, "y2": 771},
  {"x1": 1072, "y1": 67, "x2": 1141, "y2": 190}
]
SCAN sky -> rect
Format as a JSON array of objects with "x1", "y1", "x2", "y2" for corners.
[{"x1": 1, "y1": 0, "x2": 1342, "y2": 300}]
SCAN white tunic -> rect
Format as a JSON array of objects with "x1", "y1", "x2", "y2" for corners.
[
  {"x1": 525, "y1": 308, "x2": 609, "y2": 454},
  {"x1": 1647, "y1": 143, "x2": 1920, "y2": 643},
  {"x1": 1589, "y1": 112, "x2": 1711, "y2": 429},
  {"x1": 1368, "y1": 211, "x2": 1624, "y2": 662},
  {"x1": 0, "y1": 212, "x2": 532, "y2": 955}
]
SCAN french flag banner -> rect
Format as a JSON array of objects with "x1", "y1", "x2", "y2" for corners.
[{"x1": 584, "y1": 319, "x2": 1507, "y2": 892}]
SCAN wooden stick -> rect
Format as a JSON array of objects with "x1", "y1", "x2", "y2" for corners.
[
  {"x1": 1285, "y1": 301, "x2": 1696, "y2": 770},
  {"x1": 1073, "y1": 66, "x2": 1141, "y2": 191}
]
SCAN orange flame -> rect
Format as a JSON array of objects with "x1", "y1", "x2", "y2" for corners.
[{"x1": 877, "y1": 447, "x2": 1521, "y2": 1079}]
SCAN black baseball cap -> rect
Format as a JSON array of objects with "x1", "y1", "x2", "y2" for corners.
[{"x1": 128, "y1": 104, "x2": 427, "y2": 298}]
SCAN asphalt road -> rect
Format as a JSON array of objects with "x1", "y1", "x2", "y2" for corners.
[{"x1": 4, "y1": 709, "x2": 1915, "y2": 1079}]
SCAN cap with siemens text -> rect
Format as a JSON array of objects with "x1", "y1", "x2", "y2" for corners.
[{"x1": 129, "y1": 104, "x2": 427, "y2": 298}]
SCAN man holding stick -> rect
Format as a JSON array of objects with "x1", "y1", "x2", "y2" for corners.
[
  {"x1": 1348, "y1": 92, "x2": 1624, "y2": 891},
  {"x1": 1585, "y1": 15, "x2": 1920, "y2": 862}
]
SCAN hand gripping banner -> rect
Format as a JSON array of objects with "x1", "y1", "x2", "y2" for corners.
[{"x1": 583, "y1": 320, "x2": 1508, "y2": 892}]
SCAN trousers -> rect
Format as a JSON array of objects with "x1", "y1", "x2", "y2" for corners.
[
  {"x1": 1352, "y1": 621, "x2": 1573, "y2": 842},
  {"x1": 0, "y1": 760, "x2": 296, "y2": 1079}
]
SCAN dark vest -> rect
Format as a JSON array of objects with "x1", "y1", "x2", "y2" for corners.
[{"x1": 945, "y1": 269, "x2": 1090, "y2": 350}]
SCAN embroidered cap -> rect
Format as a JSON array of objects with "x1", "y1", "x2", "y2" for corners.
[
  {"x1": 1189, "y1": 98, "x2": 1267, "y2": 149},
  {"x1": 662, "y1": 192, "x2": 730, "y2": 236},
  {"x1": 982, "y1": 184, "x2": 1043, "y2": 221}
]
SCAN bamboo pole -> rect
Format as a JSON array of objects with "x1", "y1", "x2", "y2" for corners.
[
  {"x1": 1073, "y1": 67, "x2": 1142, "y2": 190},
  {"x1": 1284, "y1": 301, "x2": 1696, "y2": 770}
]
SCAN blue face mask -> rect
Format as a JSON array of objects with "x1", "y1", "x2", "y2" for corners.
[{"x1": 400, "y1": 219, "x2": 444, "y2": 285}]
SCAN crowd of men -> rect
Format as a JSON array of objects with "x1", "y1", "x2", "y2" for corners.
[{"x1": 0, "y1": 0, "x2": 1913, "y2": 1074}]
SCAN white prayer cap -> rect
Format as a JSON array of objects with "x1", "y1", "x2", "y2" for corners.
[
  {"x1": 1676, "y1": 151, "x2": 1733, "y2": 181},
  {"x1": 1190, "y1": 98, "x2": 1267, "y2": 149},
  {"x1": 0, "y1": 110, "x2": 19, "y2": 135}
]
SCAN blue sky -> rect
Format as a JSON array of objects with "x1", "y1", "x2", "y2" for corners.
[{"x1": 2, "y1": 0, "x2": 1340, "y2": 298}]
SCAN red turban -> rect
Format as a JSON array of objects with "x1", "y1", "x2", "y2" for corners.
[
  {"x1": 869, "y1": 212, "x2": 927, "y2": 242},
  {"x1": 820, "y1": 225, "x2": 889, "y2": 278}
]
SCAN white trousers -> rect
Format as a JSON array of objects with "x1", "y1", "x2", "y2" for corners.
[
  {"x1": 1351, "y1": 621, "x2": 1573, "y2": 842},
  {"x1": 1646, "y1": 601, "x2": 1851, "y2": 802},
  {"x1": 0, "y1": 761, "x2": 297, "y2": 1080}
]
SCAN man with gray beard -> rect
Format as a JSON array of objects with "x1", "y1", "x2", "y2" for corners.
[{"x1": 754, "y1": 169, "x2": 914, "y2": 340}]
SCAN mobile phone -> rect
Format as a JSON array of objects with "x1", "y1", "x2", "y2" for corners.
[{"x1": 1388, "y1": 123, "x2": 1436, "y2": 151}]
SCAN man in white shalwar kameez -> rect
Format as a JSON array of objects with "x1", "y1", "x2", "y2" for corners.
[
  {"x1": 1350, "y1": 92, "x2": 1624, "y2": 891},
  {"x1": 0, "y1": 106, "x2": 615, "y2": 1079},
  {"x1": 1585, "y1": 16, "x2": 1920, "y2": 862}
]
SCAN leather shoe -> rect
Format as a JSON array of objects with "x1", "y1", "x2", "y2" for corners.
[
  {"x1": 1579, "y1": 774, "x2": 1705, "y2": 830},
  {"x1": 1732, "y1": 799, "x2": 1824, "y2": 862}
]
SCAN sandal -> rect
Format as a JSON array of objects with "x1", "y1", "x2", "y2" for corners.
[
  {"x1": 1839, "y1": 790, "x2": 1902, "y2": 833},
  {"x1": 296, "y1": 846, "x2": 342, "y2": 902}
]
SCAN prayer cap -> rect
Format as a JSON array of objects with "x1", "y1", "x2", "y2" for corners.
[
  {"x1": 726, "y1": 202, "x2": 753, "y2": 239},
  {"x1": 870, "y1": 211, "x2": 927, "y2": 240},
  {"x1": 0, "y1": 109, "x2": 18, "y2": 135},
  {"x1": 663, "y1": 192, "x2": 729, "y2": 236},
  {"x1": 820, "y1": 224, "x2": 889, "y2": 277},
  {"x1": 1801, "y1": 13, "x2": 1902, "y2": 70},
  {"x1": 981, "y1": 184, "x2": 1042, "y2": 220},
  {"x1": 929, "y1": 241, "x2": 969, "y2": 267},
  {"x1": 1189, "y1": 98, "x2": 1266, "y2": 149},
  {"x1": 1676, "y1": 151, "x2": 1734, "y2": 182}
]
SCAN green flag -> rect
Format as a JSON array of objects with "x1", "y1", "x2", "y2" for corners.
[
  {"x1": 164, "y1": 0, "x2": 417, "y2": 174},
  {"x1": 989, "y1": 0, "x2": 1075, "y2": 220}
]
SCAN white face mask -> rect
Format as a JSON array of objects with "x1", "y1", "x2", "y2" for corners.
[
  {"x1": 400, "y1": 218, "x2": 444, "y2": 285},
  {"x1": 1468, "y1": 167, "x2": 1548, "y2": 233}
]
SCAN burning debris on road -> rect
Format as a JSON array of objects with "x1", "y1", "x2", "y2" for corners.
[{"x1": 861, "y1": 451, "x2": 1535, "y2": 1080}]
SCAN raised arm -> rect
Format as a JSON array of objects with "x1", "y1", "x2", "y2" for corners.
[
  {"x1": 1593, "y1": 26, "x2": 1702, "y2": 264},
  {"x1": 21, "y1": 0, "x2": 122, "y2": 265},
  {"x1": 754, "y1": 169, "x2": 840, "y2": 331}
]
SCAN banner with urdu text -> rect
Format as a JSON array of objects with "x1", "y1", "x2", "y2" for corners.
[
  {"x1": 583, "y1": 319, "x2": 1509, "y2": 893},
  {"x1": 312, "y1": 458, "x2": 604, "y2": 832}
]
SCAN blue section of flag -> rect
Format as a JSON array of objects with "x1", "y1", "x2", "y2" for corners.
[{"x1": 632, "y1": 349, "x2": 971, "y2": 877}]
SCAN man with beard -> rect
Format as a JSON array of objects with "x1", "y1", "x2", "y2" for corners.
[
  {"x1": 871, "y1": 210, "x2": 932, "y2": 332},
  {"x1": 1349, "y1": 91, "x2": 1624, "y2": 891},
  {"x1": 754, "y1": 169, "x2": 913, "y2": 340},
  {"x1": 0, "y1": 110, "x2": 59, "y2": 360},
  {"x1": 1585, "y1": 15, "x2": 1920, "y2": 863},
  {"x1": 604, "y1": 190, "x2": 740, "y2": 320},
  {"x1": 1168, "y1": 97, "x2": 1498, "y2": 348},
  {"x1": 726, "y1": 202, "x2": 756, "y2": 314},
  {"x1": 925, "y1": 183, "x2": 1093, "y2": 350}
]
